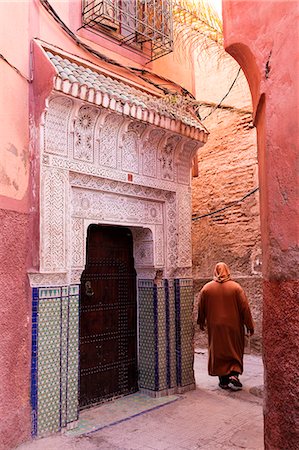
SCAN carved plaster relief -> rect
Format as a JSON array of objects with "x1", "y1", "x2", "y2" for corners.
[
  {"x1": 142, "y1": 129, "x2": 165, "y2": 178},
  {"x1": 121, "y1": 130, "x2": 139, "y2": 173},
  {"x1": 73, "y1": 106, "x2": 99, "y2": 163},
  {"x1": 160, "y1": 135, "x2": 181, "y2": 181},
  {"x1": 120, "y1": 121, "x2": 148, "y2": 174},
  {"x1": 44, "y1": 96, "x2": 73, "y2": 156},
  {"x1": 131, "y1": 228, "x2": 154, "y2": 267},
  {"x1": 177, "y1": 187, "x2": 192, "y2": 268},
  {"x1": 98, "y1": 113, "x2": 123, "y2": 168},
  {"x1": 71, "y1": 217, "x2": 84, "y2": 268},
  {"x1": 154, "y1": 224, "x2": 164, "y2": 267},
  {"x1": 177, "y1": 141, "x2": 199, "y2": 185},
  {"x1": 72, "y1": 188, "x2": 163, "y2": 225},
  {"x1": 36, "y1": 93, "x2": 198, "y2": 287},
  {"x1": 40, "y1": 166, "x2": 67, "y2": 272}
]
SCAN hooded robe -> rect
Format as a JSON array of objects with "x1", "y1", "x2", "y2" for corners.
[{"x1": 197, "y1": 262, "x2": 254, "y2": 376}]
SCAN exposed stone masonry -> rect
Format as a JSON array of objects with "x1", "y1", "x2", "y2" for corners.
[{"x1": 192, "y1": 106, "x2": 262, "y2": 352}]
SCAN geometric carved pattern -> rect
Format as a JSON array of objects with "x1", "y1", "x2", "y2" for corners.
[
  {"x1": 121, "y1": 130, "x2": 139, "y2": 173},
  {"x1": 177, "y1": 187, "x2": 192, "y2": 268},
  {"x1": 34, "y1": 83, "x2": 200, "y2": 437},
  {"x1": 99, "y1": 113, "x2": 123, "y2": 168},
  {"x1": 41, "y1": 167, "x2": 66, "y2": 272},
  {"x1": 69, "y1": 174, "x2": 175, "y2": 272},
  {"x1": 177, "y1": 141, "x2": 198, "y2": 185},
  {"x1": 132, "y1": 228, "x2": 154, "y2": 267},
  {"x1": 40, "y1": 94, "x2": 197, "y2": 279},
  {"x1": 71, "y1": 217, "x2": 84, "y2": 268},
  {"x1": 165, "y1": 192, "x2": 177, "y2": 273},
  {"x1": 161, "y1": 135, "x2": 181, "y2": 181},
  {"x1": 74, "y1": 106, "x2": 99, "y2": 163},
  {"x1": 155, "y1": 224, "x2": 164, "y2": 267},
  {"x1": 142, "y1": 129, "x2": 165, "y2": 178},
  {"x1": 72, "y1": 188, "x2": 163, "y2": 224},
  {"x1": 44, "y1": 96, "x2": 73, "y2": 156}
]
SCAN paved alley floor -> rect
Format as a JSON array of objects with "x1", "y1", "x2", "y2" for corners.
[{"x1": 17, "y1": 351, "x2": 264, "y2": 450}]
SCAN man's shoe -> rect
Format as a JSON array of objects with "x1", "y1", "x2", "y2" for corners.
[
  {"x1": 219, "y1": 382, "x2": 230, "y2": 389},
  {"x1": 228, "y1": 375, "x2": 242, "y2": 390}
]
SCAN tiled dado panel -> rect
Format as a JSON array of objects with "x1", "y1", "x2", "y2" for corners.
[
  {"x1": 138, "y1": 279, "x2": 194, "y2": 394},
  {"x1": 139, "y1": 279, "x2": 171, "y2": 393},
  {"x1": 138, "y1": 280, "x2": 157, "y2": 391},
  {"x1": 175, "y1": 279, "x2": 195, "y2": 388},
  {"x1": 31, "y1": 285, "x2": 79, "y2": 437}
]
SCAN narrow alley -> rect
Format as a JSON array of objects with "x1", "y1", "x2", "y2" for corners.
[{"x1": 17, "y1": 351, "x2": 263, "y2": 450}]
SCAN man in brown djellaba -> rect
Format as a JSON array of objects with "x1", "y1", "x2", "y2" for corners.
[{"x1": 197, "y1": 262, "x2": 254, "y2": 390}]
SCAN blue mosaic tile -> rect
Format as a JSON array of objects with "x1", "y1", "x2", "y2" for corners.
[
  {"x1": 174, "y1": 279, "x2": 182, "y2": 386},
  {"x1": 31, "y1": 284, "x2": 80, "y2": 437},
  {"x1": 31, "y1": 288, "x2": 39, "y2": 437}
]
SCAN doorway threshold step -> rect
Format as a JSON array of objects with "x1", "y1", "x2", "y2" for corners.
[{"x1": 66, "y1": 392, "x2": 180, "y2": 437}]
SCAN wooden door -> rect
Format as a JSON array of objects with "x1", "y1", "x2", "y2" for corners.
[{"x1": 80, "y1": 225, "x2": 138, "y2": 408}]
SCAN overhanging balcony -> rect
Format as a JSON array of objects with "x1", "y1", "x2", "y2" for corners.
[{"x1": 82, "y1": 0, "x2": 173, "y2": 60}]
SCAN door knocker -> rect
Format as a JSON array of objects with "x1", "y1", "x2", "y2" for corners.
[{"x1": 85, "y1": 281, "x2": 94, "y2": 297}]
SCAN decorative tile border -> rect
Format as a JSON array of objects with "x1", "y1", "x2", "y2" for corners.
[
  {"x1": 31, "y1": 278, "x2": 195, "y2": 438},
  {"x1": 153, "y1": 284, "x2": 159, "y2": 391},
  {"x1": 164, "y1": 279, "x2": 171, "y2": 389},
  {"x1": 31, "y1": 285, "x2": 80, "y2": 437},
  {"x1": 174, "y1": 279, "x2": 182, "y2": 387},
  {"x1": 174, "y1": 278, "x2": 195, "y2": 388},
  {"x1": 31, "y1": 288, "x2": 39, "y2": 437},
  {"x1": 138, "y1": 280, "x2": 156, "y2": 391}
]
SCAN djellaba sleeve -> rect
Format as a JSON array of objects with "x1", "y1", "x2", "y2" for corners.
[{"x1": 237, "y1": 287, "x2": 254, "y2": 333}]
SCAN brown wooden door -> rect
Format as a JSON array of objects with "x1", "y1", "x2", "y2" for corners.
[{"x1": 79, "y1": 225, "x2": 138, "y2": 408}]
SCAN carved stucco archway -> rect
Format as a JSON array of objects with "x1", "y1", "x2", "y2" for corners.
[
  {"x1": 34, "y1": 95, "x2": 201, "y2": 284},
  {"x1": 29, "y1": 46, "x2": 207, "y2": 435}
]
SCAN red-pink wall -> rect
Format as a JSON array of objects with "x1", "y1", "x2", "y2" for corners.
[
  {"x1": 0, "y1": 211, "x2": 31, "y2": 450},
  {"x1": 223, "y1": 2, "x2": 299, "y2": 449},
  {"x1": 0, "y1": 2, "x2": 32, "y2": 448},
  {"x1": 0, "y1": 1, "x2": 197, "y2": 448}
]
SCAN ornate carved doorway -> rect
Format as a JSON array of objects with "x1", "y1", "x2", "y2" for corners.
[{"x1": 79, "y1": 224, "x2": 138, "y2": 408}]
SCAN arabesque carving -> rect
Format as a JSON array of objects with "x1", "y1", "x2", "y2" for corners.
[{"x1": 34, "y1": 93, "x2": 200, "y2": 286}]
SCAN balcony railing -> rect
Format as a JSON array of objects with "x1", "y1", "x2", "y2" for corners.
[{"x1": 82, "y1": 0, "x2": 173, "y2": 60}]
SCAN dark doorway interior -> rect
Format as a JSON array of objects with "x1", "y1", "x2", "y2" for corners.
[{"x1": 80, "y1": 224, "x2": 138, "y2": 409}]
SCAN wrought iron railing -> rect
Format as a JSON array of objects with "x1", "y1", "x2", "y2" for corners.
[{"x1": 82, "y1": 0, "x2": 173, "y2": 60}]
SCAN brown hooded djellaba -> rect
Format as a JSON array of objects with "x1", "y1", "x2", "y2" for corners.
[{"x1": 197, "y1": 263, "x2": 254, "y2": 377}]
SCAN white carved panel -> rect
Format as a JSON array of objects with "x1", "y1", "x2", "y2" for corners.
[
  {"x1": 73, "y1": 106, "x2": 99, "y2": 162},
  {"x1": 177, "y1": 141, "x2": 198, "y2": 185},
  {"x1": 41, "y1": 167, "x2": 67, "y2": 271},
  {"x1": 98, "y1": 113, "x2": 123, "y2": 168},
  {"x1": 165, "y1": 192, "x2": 178, "y2": 272},
  {"x1": 177, "y1": 188, "x2": 192, "y2": 267},
  {"x1": 131, "y1": 228, "x2": 154, "y2": 267},
  {"x1": 44, "y1": 96, "x2": 73, "y2": 156},
  {"x1": 35, "y1": 94, "x2": 199, "y2": 287},
  {"x1": 128, "y1": 122, "x2": 147, "y2": 137},
  {"x1": 72, "y1": 188, "x2": 163, "y2": 225},
  {"x1": 142, "y1": 129, "x2": 165, "y2": 178},
  {"x1": 154, "y1": 224, "x2": 164, "y2": 267},
  {"x1": 161, "y1": 135, "x2": 181, "y2": 181},
  {"x1": 121, "y1": 131, "x2": 139, "y2": 173},
  {"x1": 71, "y1": 217, "x2": 84, "y2": 268}
]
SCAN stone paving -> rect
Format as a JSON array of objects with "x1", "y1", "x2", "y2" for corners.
[{"x1": 17, "y1": 350, "x2": 264, "y2": 450}]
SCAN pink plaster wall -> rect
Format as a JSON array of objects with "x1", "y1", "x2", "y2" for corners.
[
  {"x1": 223, "y1": 1, "x2": 299, "y2": 448},
  {"x1": 0, "y1": 210, "x2": 31, "y2": 450},
  {"x1": 0, "y1": 3, "x2": 32, "y2": 449},
  {"x1": 0, "y1": 1, "x2": 197, "y2": 448}
]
